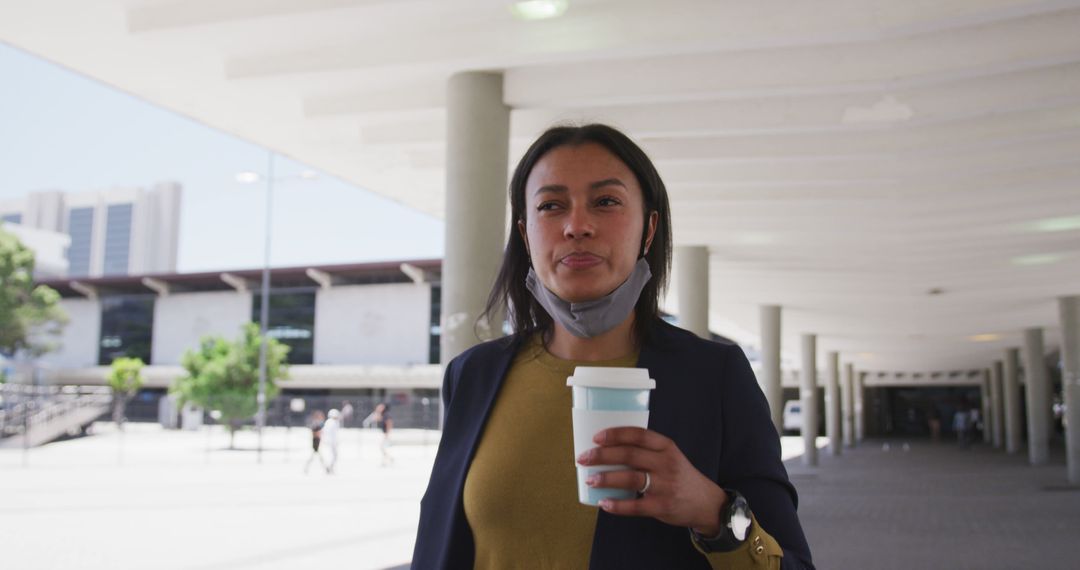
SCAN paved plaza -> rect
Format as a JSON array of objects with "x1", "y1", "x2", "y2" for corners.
[
  {"x1": 2, "y1": 425, "x2": 1078, "y2": 569},
  {"x1": 795, "y1": 439, "x2": 1080, "y2": 569},
  {"x1": 1, "y1": 423, "x2": 436, "y2": 570}
]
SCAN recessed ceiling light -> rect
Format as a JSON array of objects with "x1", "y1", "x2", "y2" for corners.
[
  {"x1": 968, "y1": 334, "x2": 1000, "y2": 342},
  {"x1": 1022, "y1": 215, "x2": 1080, "y2": 233},
  {"x1": 1011, "y1": 253, "x2": 1064, "y2": 266},
  {"x1": 510, "y1": 0, "x2": 568, "y2": 20}
]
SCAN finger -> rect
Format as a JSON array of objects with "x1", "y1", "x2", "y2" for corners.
[
  {"x1": 593, "y1": 427, "x2": 671, "y2": 451},
  {"x1": 579, "y1": 445, "x2": 662, "y2": 471},
  {"x1": 597, "y1": 496, "x2": 655, "y2": 518},
  {"x1": 586, "y1": 469, "x2": 650, "y2": 493}
]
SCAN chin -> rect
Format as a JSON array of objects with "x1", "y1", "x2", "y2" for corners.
[
  {"x1": 545, "y1": 267, "x2": 623, "y2": 303},
  {"x1": 553, "y1": 283, "x2": 616, "y2": 304}
]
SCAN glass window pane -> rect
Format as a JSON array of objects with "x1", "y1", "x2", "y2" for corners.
[
  {"x1": 98, "y1": 294, "x2": 155, "y2": 365},
  {"x1": 67, "y1": 207, "x2": 94, "y2": 277},
  {"x1": 252, "y1": 290, "x2": 315, "y2": 365}
]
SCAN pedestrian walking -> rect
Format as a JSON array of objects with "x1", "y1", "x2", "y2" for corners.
[
  {"x1": 322, "y1": 408, "x2": 341, "y2": 474},
  {"x1": 363, "y1": 403, "x2": 395, "y2": 467},
  {"x1": 953, "y1": 409, "x2": 970, "y2": 447},
  {"x1": 303, "y1": 410, "x2": 328, "y2": 474},
  {"x1": 340, "y1": 400, "x2": 355, "y2": 428}
]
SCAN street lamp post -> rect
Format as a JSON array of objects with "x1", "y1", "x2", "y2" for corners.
[
  {"x1": 255, "y1": 151, "x2": 274, "y2": 464},
  {"x1": 236, "y1": 152, "x2": 316, "y2": 464}
]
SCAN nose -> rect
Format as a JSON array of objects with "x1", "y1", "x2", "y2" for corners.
[{"x1": 564, "y1": 202, "x2": 595, "y2": 240}]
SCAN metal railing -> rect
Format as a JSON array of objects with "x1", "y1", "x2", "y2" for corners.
[
  {"x1": 200, "y1": 394, "x2": 443, "y2": 431},
  {"x1": 0, "y1": 384, "x2": 112, "y2": 445}
]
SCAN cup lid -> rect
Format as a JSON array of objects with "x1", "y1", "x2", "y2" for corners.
[{"x1": 566, "y1": 366, "x2": 656, "y2": 389}]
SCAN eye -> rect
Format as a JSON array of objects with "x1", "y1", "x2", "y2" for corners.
[
  {"x1": 537, "y1": 201, "x2": 561, "y2": 212},
  {"x1": 596, "y1": 196, "x2": 621, "y2": 207}
]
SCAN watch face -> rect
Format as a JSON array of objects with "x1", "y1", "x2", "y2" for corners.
[{"x1": 730, "y1": 508, "x2": 751, "y2": 542}]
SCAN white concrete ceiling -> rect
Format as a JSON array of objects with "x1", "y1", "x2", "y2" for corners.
[{"x1": 3, "y1": 0, "x2": 1080, "y2": 376}]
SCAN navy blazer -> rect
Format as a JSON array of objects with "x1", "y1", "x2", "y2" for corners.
[{"x1": 412, "y1": 320, "x2": 814, "y2": 569}]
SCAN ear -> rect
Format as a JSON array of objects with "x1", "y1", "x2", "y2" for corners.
[
  {"x1": 643, "y1": 210, "x2": 659, "y2": 255},
  {"x1": 517, "y1": 219, "x2": 531, "y2": 256}
]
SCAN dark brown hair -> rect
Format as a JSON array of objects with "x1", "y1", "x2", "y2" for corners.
[{"x1": 480, "y1": 124, "x2": 673, "y2": 344}]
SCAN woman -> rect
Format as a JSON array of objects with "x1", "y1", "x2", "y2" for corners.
[
  {"x1": 413, "y1": 125, "x2": 813, "y2": 569},
  {"x1": 303, "y1": 409, "x2": 327, "y2": 475}
]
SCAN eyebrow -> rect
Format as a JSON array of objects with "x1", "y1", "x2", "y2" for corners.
[{"x1": 533, "y1": 178, "x2": 628, "y2": 196}]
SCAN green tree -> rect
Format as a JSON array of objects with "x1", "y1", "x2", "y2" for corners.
[
  {"x1": 172, "y1": 323, "x2": 289, "y2": 449},
  {"x1": 0, "y1": 222, "x2": 67, "y2": 359},
  {"x1": 106, "y1": 357, "x2": 144, "y2": 429}
]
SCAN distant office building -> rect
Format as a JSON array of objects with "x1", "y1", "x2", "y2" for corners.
[
  {"x1": 0, "y1": 183, "x2": 181, "y2": 278},
  {"x1": 30, "y1": 259, "x2": 444, "y2": 427}
]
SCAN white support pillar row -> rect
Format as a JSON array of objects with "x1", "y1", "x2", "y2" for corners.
[
  {"x1": 801, "y1": 334, "x2": 818, "y2": 467},
  {"x1": 842, "y1": 362, "x2": 855, "y2": 447},
  {"x1": 825, "y1": 351, "x2": 841, "y2": 456},
  {"x1": 981, "y1": 370, "x2": 992, "y2": 445},
  {"x1": 1003, "y1": 347, "x2": 1022, "y2": 455},
  {"x1": 1023, "y1": 327, "x2": 1050, "y2": 465},
  {"x1": 991, "y1": 360, "x2": 1005, "y2": 449},
  {"x1": 440, "y1": 71, "x2": 510, "y2": 366},
  {"x1": 760, "y1": 305, "x2": 783, "y2": 432},
  {"x1": 674, "y1": 246, "x2": 709, "y2": 338},
  {"x1": 854, "y1": 371, "x2": 865, "y2": 443},
  {"x1": 1058, "y1": 296, "x2": 1080, "y2": 484}
]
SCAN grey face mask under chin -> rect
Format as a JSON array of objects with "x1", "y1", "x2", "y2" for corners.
[{"x1": 525, "y1": 257, "x2": 653, "y2": 339}]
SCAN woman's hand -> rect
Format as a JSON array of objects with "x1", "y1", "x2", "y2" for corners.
[{"x1": 577, "y1": 427, "x2": 728, "y2": 536}]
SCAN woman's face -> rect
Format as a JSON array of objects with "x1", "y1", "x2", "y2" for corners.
[{"x1": 519, "y1": 143, "x2": 658, "y2": 304}]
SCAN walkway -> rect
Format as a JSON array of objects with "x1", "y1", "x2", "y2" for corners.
[
  {"x1": 793, "y1": 439, "x2": 1080, "y2": 569},
  {"x1": 2, "y1": 425, "x2": 1078, "y2": 569}
]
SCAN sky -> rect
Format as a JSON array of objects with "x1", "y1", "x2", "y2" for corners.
[{"x1": 0, "y1": 42, "x2": 444, "y2": 273}]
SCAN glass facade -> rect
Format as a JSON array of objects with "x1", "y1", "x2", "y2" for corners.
[
  {"x1": 98, "y1": 294, "x2": 155, "y2": 365},
  {"x1": 67, "y1": 207, "x2": 94, "y2": 277},
  {"x1": 103, "y1": 203, "x2": 133, "y2": 276},
  {"x1": 252, "y1": 289, "x2": 316, "y2": 365},
  {"x1": 1, "y1": 213, "x2": 21, "y2": 225}
]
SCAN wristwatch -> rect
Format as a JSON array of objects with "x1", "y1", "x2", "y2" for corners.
[{"x1": 689, "y1": 488, "x2": 752, "y2": 553}]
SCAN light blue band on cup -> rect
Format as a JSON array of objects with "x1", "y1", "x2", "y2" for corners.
[{"x1": 572, "y1": 386, "x2": 650, "y2": 411}]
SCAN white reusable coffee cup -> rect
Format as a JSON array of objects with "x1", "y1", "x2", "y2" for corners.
[{"x1": 567, "y1": 366, "x2": 656, "y2": 506}]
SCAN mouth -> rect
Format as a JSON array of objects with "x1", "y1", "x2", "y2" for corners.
[{"x1": 559, "y1": 252, "x2": 603, "y2": 269}]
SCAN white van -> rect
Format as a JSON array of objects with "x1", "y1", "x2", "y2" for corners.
[{"x1": 782, "y1": 400, "x2": 802, "y2": 433}]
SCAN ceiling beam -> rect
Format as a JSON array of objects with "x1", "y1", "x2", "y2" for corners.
[{"x1": 126, "y1": 0, "x2": 393, "y2": 34}]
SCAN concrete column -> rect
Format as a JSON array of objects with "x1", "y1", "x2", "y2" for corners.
[
  {"x1": 440, "y1": 71, "x2": 510, "y2": 365},
  {"x1": 990, "y1": 360, "x2": 1004, "y2": 449},
  {"x1": 1059, "y1": 296, "x2": 1080, "y2": 483},
  {"x1": 854, "y1": 371, "x2": 865, "y2": 443},
  {"x1": 1023, "y1": 328, "x2": 1050, "y2": 465},
  {"x1": 674, "y1": 246, "x2": 709, "y2": 338},
  {"x1": 801, "y1": 334, "x2": 818, "y2": 467},
  {"x1": 760, "y1": 305, "x2": 783, "y2": 431},
  {"x1": 1003, "y1": 347, "x2": 1022, "y2": 454},
  {"x1": 825, "y1": 351, "x2": 841, "y2": 456},
  {"x1": 981, "y1": 370, "x2": 992, "y2": 444},
  {"x1": 842, "y1": 362, "x2": 854, "y2": 447}
]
